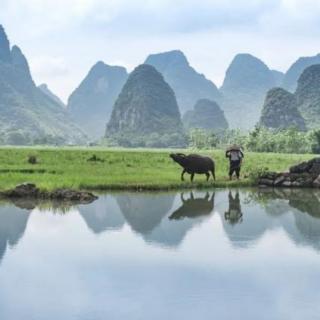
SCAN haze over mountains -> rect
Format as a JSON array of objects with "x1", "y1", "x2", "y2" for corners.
[
  {"x1": 282, "y1": 54, "x2": 320, "y2": 92},
  {"x1": 183, "y1": 99, "x2": 228, "y2": 132},
  {"x1": 0, "y1": 25, "x2": 85, "y2": 145},
  {"x1": 145, "y1": 50, "x2": 221, "y2": 114},
  {"x1": 38, "y1": 83, "x2": 65, "y2": 109},
  {"x1": 1, "y1": 22, "x2": 320, "y2": 146},
  {"x1": 220, "y1": 53, "x2": 280, "y2": 129},
  {"x1": 68, "y1": 61, "x2": 128, "y2": 138}
]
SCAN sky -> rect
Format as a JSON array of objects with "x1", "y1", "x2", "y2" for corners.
[{"x1": 1, "y1": 0, "x2": 320, "y2": 102}]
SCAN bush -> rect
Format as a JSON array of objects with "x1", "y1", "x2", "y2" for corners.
[{"x1": 28, "y1": 155, "x2": 38, "y2": 164}]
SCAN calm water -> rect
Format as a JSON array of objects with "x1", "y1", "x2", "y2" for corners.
[{"x1": 0, "y1": 188, "x2": 320, "y2": 319}]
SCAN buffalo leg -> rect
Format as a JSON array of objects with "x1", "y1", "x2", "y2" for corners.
[
  {"x1": 190, "y1": 173, "x2": 195, "y2": 182},
  {"x1": 181, "y1": 169, "x2": 186, "y2": 181},
  {"x1": 206, "y1": 172, "x2": 210, "y2": 181},
  {"x1": 211, "y1": 169, "x2": 216, "y2": 181}
]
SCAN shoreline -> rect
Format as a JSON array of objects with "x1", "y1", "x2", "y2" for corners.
[{"x1": 0, "y1": 147, "x2": 314, "y2": 193}]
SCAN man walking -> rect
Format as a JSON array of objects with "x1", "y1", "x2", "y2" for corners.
[{"x1": 226, "y1": 145, "x2": 244, "y2": 180}]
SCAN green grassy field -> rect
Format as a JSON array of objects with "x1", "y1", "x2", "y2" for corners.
[{"x1": 0, "y1": 147, "x2": 314, "y2": 191}]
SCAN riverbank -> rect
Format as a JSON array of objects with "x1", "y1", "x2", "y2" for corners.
[{"x1": 0, "y1": 147, "x2": 314, "y2": 191}]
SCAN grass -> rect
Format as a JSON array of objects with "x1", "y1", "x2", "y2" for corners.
[{"x1": 0, "y1": 147, "x2": 314, "y2": 192}]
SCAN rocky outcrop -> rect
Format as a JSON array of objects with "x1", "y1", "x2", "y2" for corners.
[
  {"x1": 258, "y1": 158, "x2": 320, "y2": 188},
  {"x1": 220, "y1": 53, "x2": 277, "y2": 129},
  {"x1": 1, "y1": 183, "x2": 98, "y2": 203},
  {"x1": 259, "y1": 87, "x2": 306, "y2": 130},
  {"x1": 282, "y1": 53, "x2": 320, "y2": 92},
  {"x1": 295, "y1": 64, "x2": 320, "y2": 129},
  {"x1": 106, "y1": 64, "x2": 185, "y2": 147},
  {"x1": 183, "y1": 99, "x2": 228, "y2": 131},
  {"x1": 145, "y1": 50, "x2": 221, "y2": 114},
  {"x1": 68, "y1": 61, "x2": 128, "y2": 138}
]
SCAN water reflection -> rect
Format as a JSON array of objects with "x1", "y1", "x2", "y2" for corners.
[
  {"x1": 1, "y1": 188, "x2": 320, "y2": 258},
  {"x1": 78, "y1": 196, "x2": 125, "y2": 233},
  {"x1": 1, "y1": 189, "x2": 320, "y2": 319},
  {"x1": 116, "y1": 193, "x2": 175, "y2": 234},
  {"x1": 0, "y1": 205, "x2": 30, "y2": 262},
  {"x1": 169, "y1": 192, "x2": 214, "y2": 220},
  {"x1": 224, "y1": 191, "x2": 243, "y2": 225},
  {"x1": 254, "y1": 188, "x2": 320, "y2": 250},
  {"x1": 144, "y1": 192, "x2": 214, "y2": 247}
]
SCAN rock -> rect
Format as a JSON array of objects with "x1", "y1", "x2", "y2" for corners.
[
  {"x1": 290, "y1": 161, "x2": 311, "y2": 174},
  {"x1": 290, "y1": 158, "x2": 320, "y2": 175},
  {"x1": 258, "y1": 178, "x2": 274, "y2": 187},
  {"x1": 4, "y1": 183, "x2": 39, "y2": 198},
  {"x1": 309, "y1": 162, "x2": 320, "y2": 174},
  {"x1": 49, "y1": 189, "x2": 98, "y2": 202},
  {"x1": 282, "y1": 181, "x2": 292, "y2": 187},
  {"x1": 313, "y1": 175, "x2": 320, "y2": 187},
  {"x1": 0, "y1": 184, "x2": 98, "y2": 204},
  {"x1": 291, "y1": 181, "x2": 302, "y2": 187},
  {"x1": 259, "y1": 172, "x2": 278, "y2": 180},
  {"x1": 274, "y1": 175, "x2": 286, "y2": 186}
]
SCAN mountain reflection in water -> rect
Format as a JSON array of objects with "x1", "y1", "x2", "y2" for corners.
[
  {"x1": 1, "y1": 189, "x2": 320, "y2": 319},
  {"x1": 0, "y1": 189, "x2": 320, "y2": 261}
]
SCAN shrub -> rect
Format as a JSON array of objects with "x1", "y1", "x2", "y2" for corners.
[{"x1": 28, "y1": 155, "x2": 38, "y2": 165}]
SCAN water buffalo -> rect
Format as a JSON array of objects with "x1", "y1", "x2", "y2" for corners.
[{"x1": 170, "y1": 153, "x2": 215, "y2": 182}]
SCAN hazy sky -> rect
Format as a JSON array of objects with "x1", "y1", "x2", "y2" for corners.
[{"x1": 1, "y1": 0, "x2": 320, "y2": 102}]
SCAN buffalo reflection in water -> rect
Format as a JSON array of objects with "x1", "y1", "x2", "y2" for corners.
[{"x1": 169, "y1": 192, "x2": 215, "y2": 220}]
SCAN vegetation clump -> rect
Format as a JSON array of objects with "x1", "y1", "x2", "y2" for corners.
[
  {"x1": 87, "y1": 154, "x2": 104, "y2": 162},
  {"x1": 27, "y1": 155, "x2": 38, "y2": 165}
]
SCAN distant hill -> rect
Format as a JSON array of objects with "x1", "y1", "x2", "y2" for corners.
[
  {"x1": 271, "y1": 70, "x2": 284, "y2": 87},
  {"x1": 295, "y1": 64, "x2": 320, "y2": 128},
  {"x1": 220, "y1": 53, "x2": 277, "y2": 129},
  {"x1": 145, "y1": 50, "x2": 221, "y2": 115},
  {"x1": 259, "y1": 88, "x2": 306, "y2": 131},
  {"x1": 282, "y1": 54, "x2": 320, "y2": 92},
  {"x1": 183, "y1": 99, "x2": 228, "y2": 132},
  {"x1": 0, "y1": 25, "x2": 86, "y2": 145},
  {"x1": 68, "y1": 61, "x2": 128, "y2": 138},
  {"x1": 106, "y1": 64, "x2": 186, "y2": 147},
  {"x1": 38, "y1": 83, "x2": 65, "y2": 108}
]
